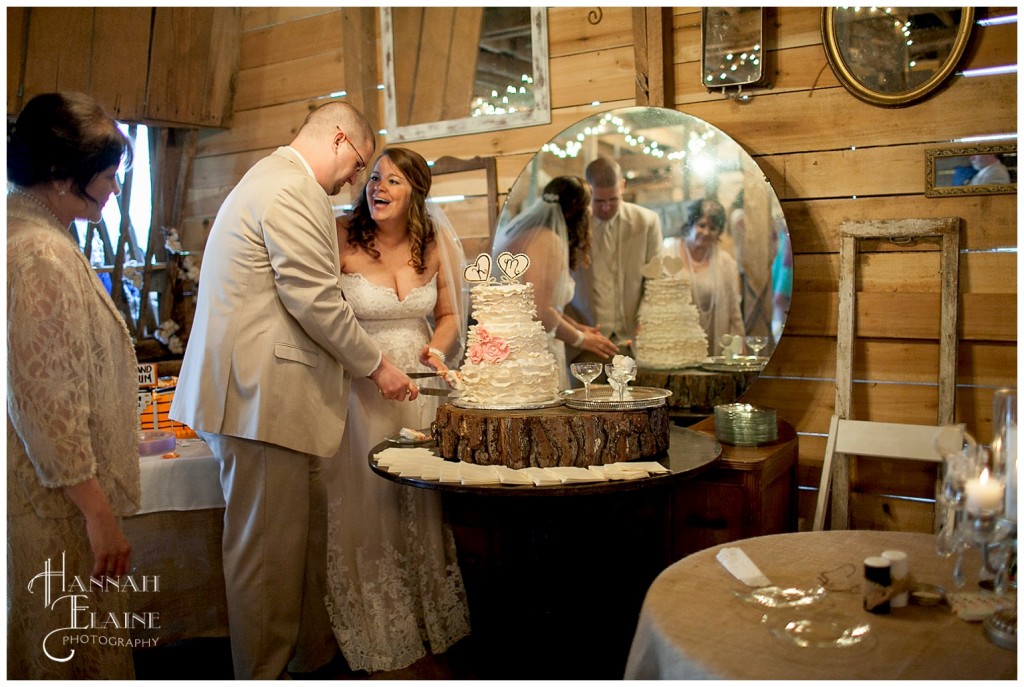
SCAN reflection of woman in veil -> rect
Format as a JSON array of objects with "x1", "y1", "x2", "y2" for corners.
[
  {"x1": 327, "y1": 147, "x2": 470, "y2": 672},
  {"x1": 492, "y1": 176, "x2": 617, "y2": 387},
  {"x1": 670, "y1": 198, "x2": 745, "y2": 355}
]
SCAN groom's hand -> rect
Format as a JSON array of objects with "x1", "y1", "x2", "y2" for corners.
[{"x1": 369, "y1": 356, "x2": 419, "y2": 401}]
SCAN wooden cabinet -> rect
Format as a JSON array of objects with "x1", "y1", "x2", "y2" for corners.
[
  {"x1": 670, "y1": 416, "x2": 799, "y2": 558},
  {"x1": 8, "y1": 7, "x2": 240, "y2": 127}
]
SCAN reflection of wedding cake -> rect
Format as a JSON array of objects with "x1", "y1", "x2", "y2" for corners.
[
  {"x1": 456, "y1": 256, "x2": 561, "y2": 406},
  {"x1": 635, "y1": 276, "x2": 708, "y2": 368}
]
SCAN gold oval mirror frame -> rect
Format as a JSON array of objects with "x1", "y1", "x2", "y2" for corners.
[{"x1": 822, "y1": 7, "x2": 975, "y2": 107}]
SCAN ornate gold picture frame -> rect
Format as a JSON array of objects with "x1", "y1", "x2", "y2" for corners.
[{"x1": 925, "y1": 143, "x2": 1017, "y2": 197}]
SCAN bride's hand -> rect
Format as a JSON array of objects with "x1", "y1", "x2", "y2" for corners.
[
  {"x1": 581, "y1": 330, "x2": 619, "y2": 359},
  {"x1": 419, "y1": 345, "x2": 448, "y2": 375}
]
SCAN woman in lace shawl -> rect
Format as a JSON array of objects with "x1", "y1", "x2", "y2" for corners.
[
  {"x1": 324, "y1": 147, "x2": 470, "y2": 672},
  {"x1": 492, "y1": 176, "x2": 617, "y2": 387},
  {"x1": 7, "y1": 92, "x2": 139, "y2": 679}
]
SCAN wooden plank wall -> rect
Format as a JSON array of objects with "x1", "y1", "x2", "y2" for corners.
[{"x1": 182, "y1": 7, "x2": 1017, "y2": 532}]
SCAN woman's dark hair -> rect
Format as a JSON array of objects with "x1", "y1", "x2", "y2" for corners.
[
  {"x1": 685, "y1": 198, "x2": 726, "y2": 235},
  {"x1": 346, "y1": 147, "x2": 434, "y2": 274},
  {"x1": 8, "y1": 92, "x2": 133, "y2": 200},
  {"x1": 542, "y1": 175, "x2": 591, "y2": 270}
]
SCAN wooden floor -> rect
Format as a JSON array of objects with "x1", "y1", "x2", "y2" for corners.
[
  {"x1": 133, "y1": 627, "x2": 637, "y2": 680},
  {"x1": 133, "y1": 635, "x2": 491, "y2": 680}
]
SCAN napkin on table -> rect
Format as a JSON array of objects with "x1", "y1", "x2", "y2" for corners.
[
  {"x1": 716, "y1": 547, "x2": 772, "y2": 587},
  {"x1": 544, "y1": 466, "x2": 608, "y2": 483},
  {"x1": 520, "y1": 467, "x2": 562, "y2": 486}
]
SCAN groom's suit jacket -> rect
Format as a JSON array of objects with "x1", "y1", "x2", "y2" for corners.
[
  {"x1": 170, "y1": 147, "x2": 380, "y2": 458},
  {"x1": 565, "y1": 201, "x2": 662, "y2": 352}
]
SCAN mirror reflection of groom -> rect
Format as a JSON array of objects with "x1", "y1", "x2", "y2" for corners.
[{"x1": 565, "y1": 156, "x2": 663, "y2": 379}]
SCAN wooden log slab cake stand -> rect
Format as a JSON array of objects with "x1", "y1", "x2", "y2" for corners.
[{"x1": 433, "y1": 403, "x2": 670, "y2": 469}]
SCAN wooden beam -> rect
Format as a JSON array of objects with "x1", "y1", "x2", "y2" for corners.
[
  {"x1": 631, "y1": 7, "x2": 673, "y2": 107},
  {"x1": 341, "y1": 7, "x2": 381, "y2": 140}
]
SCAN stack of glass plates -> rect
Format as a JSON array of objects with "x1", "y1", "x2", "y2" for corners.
[{"x1": 714, "y1": 403, "x2": 778, "y2": 446}]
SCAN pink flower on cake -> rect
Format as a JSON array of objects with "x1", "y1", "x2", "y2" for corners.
[{"x1": 469, "y1": 327, "x2": 510, "y2": 364}]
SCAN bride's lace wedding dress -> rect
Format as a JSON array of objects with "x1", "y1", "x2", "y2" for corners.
[{"x1": 323, "y1": 272, "x2": 470, "y2": 673}]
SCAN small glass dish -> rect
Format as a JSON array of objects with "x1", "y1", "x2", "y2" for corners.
[
  {"x1": 763, "y1": 609, "x2": 874, "y2": 651},
  {"x1": 734, "y1": 585, "x2": 827, "y2": 609},
  {"x1": 909, "y1": 583, "x2": 948, "y2": 607}
]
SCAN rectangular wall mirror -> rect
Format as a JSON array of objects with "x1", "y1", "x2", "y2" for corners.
[
  {"x1": 925, "y1": 142, "x2": 1017, "y2": 197},
  {"x1": 701, "y1": 7, "x2": 765, "y2": 89},
  {"x1": 380, "y1": 7, "x2": 550, "y2": 143}
]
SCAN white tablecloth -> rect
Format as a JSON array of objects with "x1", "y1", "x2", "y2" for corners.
[
  {"x1": 129, "y1": 439, "x2": 229, "y2": 642},
  {"x1": 138, "y1": 439, "x2": 224, "y2": 514}
]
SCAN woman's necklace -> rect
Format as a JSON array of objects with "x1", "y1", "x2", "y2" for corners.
[
  {"x1": 682, "y1": 240, "x2": 717, "y2": 316},
  {"x1": 12, "y1": 187, "x2": 63, "y2": 227}
]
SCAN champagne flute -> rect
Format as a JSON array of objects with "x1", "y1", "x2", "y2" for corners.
[
  {"x1": 745, "y1": 335, "x2": 769, "y2": 359},
  {"x1": 604, "y1": 363, "x2": 636, "y2": 402},
  {"x1": 570, "y1": 362, "x2": 603, "y2": 399}
]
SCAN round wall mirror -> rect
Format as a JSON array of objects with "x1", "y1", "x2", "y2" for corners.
[
  {"x1": 498, "y1": 106, "x2": 792, "y2": 379},
  {"x1": 822, "y1": 7, "x2": 975, "y2": 107}
]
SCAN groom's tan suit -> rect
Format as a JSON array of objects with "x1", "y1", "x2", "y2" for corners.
[
  {"x1": 171, "y1": 146, "x2": 380, "y2": 678},
  {"x1": 566, "y1": 200, "x2": 662, "y2": 359}
]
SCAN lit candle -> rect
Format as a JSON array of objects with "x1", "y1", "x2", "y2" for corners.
[{"x1": 965, "y1": 468, "x2": 1005, "y2": 514}]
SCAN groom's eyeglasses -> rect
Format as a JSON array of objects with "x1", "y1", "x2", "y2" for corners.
[{"x1": 337, "y1": 127, "x2": 366, "y2": 173}]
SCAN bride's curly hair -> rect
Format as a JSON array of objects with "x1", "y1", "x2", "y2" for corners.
[
  {"x1": 543, "y1": 175, "x2": 591, "y2": 270},
  {"x1": 345, "y1": 147, "x2": 434, "y2": 274}
]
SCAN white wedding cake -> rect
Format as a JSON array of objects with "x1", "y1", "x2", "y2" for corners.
[
  {"x1": 635, "y1": 277, "x2": 708, "y2": 368},
  {"x1": 456, "y1": 281, "x2": 561, "y2": 406}
]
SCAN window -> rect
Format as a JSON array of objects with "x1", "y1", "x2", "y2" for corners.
[{"x1": 72, "y1": 123, "x2": 190, "y2": 353}]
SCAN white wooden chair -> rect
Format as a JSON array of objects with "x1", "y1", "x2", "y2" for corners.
[{"x1": 812, "y1": 415, "x2": 952, "y2": 531}]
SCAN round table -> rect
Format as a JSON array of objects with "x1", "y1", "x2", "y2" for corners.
[
  {"x1": 625, "y1": 530, "x2": 1017, "y2": 680},
  {"x1": 369, "y1": 424, "x2": 722, "y2": 678}
]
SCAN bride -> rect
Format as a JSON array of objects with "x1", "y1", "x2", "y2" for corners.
[
  {"x1": 327, "y1": 147, "x2": 470, "y2": 673},
  {"x1": 492, "y1": 176, "x2": 617, "y2": 387}
]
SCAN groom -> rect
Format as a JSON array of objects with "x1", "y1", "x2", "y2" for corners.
[
  {"x1": 566, "y1": 155, "x2": 663, "y2": 369},
  {"x1": 170, "y1": 101, "x2": 417, "y2": 679}
]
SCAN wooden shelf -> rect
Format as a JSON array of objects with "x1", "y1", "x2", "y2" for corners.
[{"x1": 670, "y1": 416, "x2": 799, "y2": 557}]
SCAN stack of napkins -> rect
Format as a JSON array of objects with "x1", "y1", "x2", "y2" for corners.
[{"x1": 373, "y1": 448, "x2": 670, "y2": 487}]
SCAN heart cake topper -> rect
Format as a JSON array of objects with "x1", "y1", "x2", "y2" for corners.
[
  {"x1": 662, "y1": 255, "x2": 685, "y2": 278},
  {"x1": 641, "y1": 256, "x2": 664, "y2": 280},
  {"x1": 496, "y1": 251, "x2": 530, "y2": 283},
  {"x1": 641, "y1": 254, "x2": 686, "y2": 280},
  {"x1": 464, "y1": 253, "x2": 492, "y2": 283}
]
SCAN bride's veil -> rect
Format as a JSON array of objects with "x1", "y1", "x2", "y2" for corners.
[
  {"x1": 427, "y1": 202, "x2": 468, "y2": 365},
  {"x1": 490, "y1": 194, "x2": 571, "y2": 335}
]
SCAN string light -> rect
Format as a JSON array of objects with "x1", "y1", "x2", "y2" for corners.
[
  {"x1": 540, "y1": 112, "x2": 712, "y2": 164},
  {"x1": 472, "y1": 74, "x2": 535, "y2": 118},
  {"x1": 705, "y1": 44, "x2": 761, "y2": 84}
]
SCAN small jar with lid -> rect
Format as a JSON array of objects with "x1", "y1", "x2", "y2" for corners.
[{"x1": 863, "y1": 556, "x2": 892, "y2": 614}]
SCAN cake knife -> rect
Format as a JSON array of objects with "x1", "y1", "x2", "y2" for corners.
[{"x1": 416, "y1": 387, "x2": 453, "y2": 397}]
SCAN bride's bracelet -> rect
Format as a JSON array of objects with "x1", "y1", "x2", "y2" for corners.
[
  {"x1": 572, "y1": 329, "x2": 586, "y2": 348},
  {"x1": 427, "y1": 347, "x2": 446, "y2": 363}
]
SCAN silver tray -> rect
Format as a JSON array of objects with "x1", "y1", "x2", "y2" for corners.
[
  {"x1": 561, "y1": 385, "x2": 672, "y2": 411},
  {"x1": 701, "y1": 356, "x2": 766, "y2": 373},
  {"x1": 452, "y1": 396, "x2": 563, "y2": 411}
]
